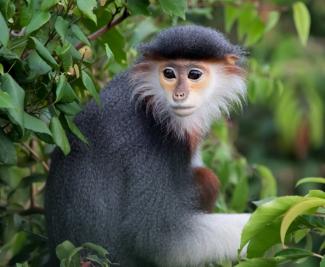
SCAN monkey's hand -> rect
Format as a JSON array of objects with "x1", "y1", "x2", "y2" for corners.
[{"x1": 193, "y1": 167, "x2": 220, "y2": 213}]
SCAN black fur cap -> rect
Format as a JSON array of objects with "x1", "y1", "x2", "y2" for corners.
[{"x1": 138, "y1": 25, "x2": 245, "y2": 60}]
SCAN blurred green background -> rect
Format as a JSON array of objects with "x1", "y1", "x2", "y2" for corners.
[{"x1": 0, "y1": 0, "x2": 324, "y2": 266}]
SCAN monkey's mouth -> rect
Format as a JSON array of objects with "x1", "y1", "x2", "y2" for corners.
[{"x1": 171, "y1": 105, "x2": 196, "y2": 117}]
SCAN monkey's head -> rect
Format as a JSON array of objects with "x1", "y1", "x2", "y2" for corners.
[{"x1": 131, "y1": 25, "x2": 246, "y2": 139}]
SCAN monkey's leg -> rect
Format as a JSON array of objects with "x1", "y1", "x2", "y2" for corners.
[{"x1": 193, "y1": 167, "x2": 220, "y2": 213}]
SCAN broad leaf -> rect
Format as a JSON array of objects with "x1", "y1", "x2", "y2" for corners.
[
  {"x1": 76, "y1": 0, "x2": 97, "y2": 24},
  {"x1": 240, "y1": 196, "x2": 303, "y2": 250},
  {"x1": 25, "y1": 12, "x2": 51, "y2": 34},
  {"x1": 30, "y1": 37, "x2": 58, "y2": 66},
  {"x1": 255, "y1": 165, "x2": 277, "y2": 199},
  {"x1": 0, "y1": 130, "x2": 17, "y2": 165},
  {"x1": 41, "y1": 0, "x2": 59, "y2": 11},
  {"x1": 0, "y1": 74, "x2": 25, "y2": 130},
  {"x1": 65, "y1": 116, "x2": 88, "y2": 144},
  {"x1": 56, "y1": 241, "x2": 76, "y2": 260},
  {"x1": 50, "y1": 116, "x2": 70, "y2": 155},
  {"x1": 128, "y1": 0, "x2": 150, "y2": 15},
  {"x1": 158, "y1": 0, "x2": 187, "y2": 19},
  {"x1": 293, "y1": 2, "x2": 311, "y2": 46},
  {"x1": 224, "y1": 5, "x2": 239, "y2": 33},
  {"x1": 0, "y1": 11, "x2": 9, "y2": 47},
  {"x1": 55, "y1": 74, "x2": 77, "y2": 103},
  {"x1": 0, "y1": 90, "x2": 14, "y2": 108},
  {"x1": 71, "y1": 24, "x2": 90, "y2": 46},
  {"x1": 280, "y1": 197, "x2": 325, "y2": 244},
  {"x1": 23, "y1": 112, "x2": 52, "y2": 135},
  {"x1": 296, "y1": 177, "x2": 325, "y2": 187},
  {"x1": 275, "y1": 248, "x2": 313, "y2": 260},
  {"x1": 265, "y1": 11, "x2": 280, "y2": 32},
  {"x1": 81, "y1": 70, "x2": 99, "y2": 104},
  {"x1": 54, "y1": 16, "x2": 69, "y2": 41}
]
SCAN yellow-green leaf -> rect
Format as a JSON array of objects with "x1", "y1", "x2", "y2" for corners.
[
  {"x1": 296, "y1": 177, "x2": 325, "y2": 187},
  {"x1": 280, "y1": 197, "x2": 325, "y2": 244},
  {"x1": 255, "y1": 165, "x2": 277, "y2": 198},
  {"x1": 0, "y1": 90, "x2": 14, "y2": 108},
  {"x1": 293, "y1": 2, "x2": 311, "y2": 46}
]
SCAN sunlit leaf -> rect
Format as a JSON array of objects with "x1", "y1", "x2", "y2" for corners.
[
  {"x1": 280, "y1": 197, "x2": 325, "y2": 244},
  {"x1": 293, "y1": 2, "x2": 311, "y2": 46},
  {"x1": 56, "y1": 241, "x2": 76, "y2": 260},
  {"x1": 265, "y1": 11, "x2": 280, "y2": 32},
  {"x1": 296, "y1": 177, "x2": 325, "y2": 187},
  {"x1": 255, "y1": 165, "x2": 277, "y2": 199},
  {"x1": 104, "y1": 43, "x2": 114, "y2": 61},
  {"x1": 0, "y1": 11, "x2": 9, "y2": 47},
  {"x1": 76, "y1": 0, "x2": 97, "y2": 24},
  {"x1": 240, "y1": 196, "x2": 303, "y2": 250}
]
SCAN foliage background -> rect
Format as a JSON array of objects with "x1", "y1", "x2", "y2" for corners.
[{"x1": 0, "y1": 0, "x2": 324, "y2": 266}]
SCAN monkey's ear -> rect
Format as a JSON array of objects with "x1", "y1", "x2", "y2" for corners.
[{"x1": 224, "y1": 54, "x2": 240, "y2": 65}]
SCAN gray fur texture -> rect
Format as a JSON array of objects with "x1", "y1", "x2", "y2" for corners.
[
  {"x1": 45, "y1": 25, "x2": 249, "y2": 267},
  {"x1": 139, "y1": 25, "x2": 245, "y2": 60}
]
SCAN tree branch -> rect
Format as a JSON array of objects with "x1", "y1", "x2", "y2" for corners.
[{"x1": 75, "y1": 8, "x2": 130, "y2": 50}]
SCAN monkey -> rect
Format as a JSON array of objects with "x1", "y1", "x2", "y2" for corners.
[{"x1": 45, "y1": 25, "x2": 249, "y2": 267}]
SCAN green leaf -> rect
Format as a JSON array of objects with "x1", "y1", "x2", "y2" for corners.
[
  {"x1": 104, "y1": 43, "x2": 114, "y2": 61},
  {"x1": 280, "y1": 197, "x2": 325, "y2": 244},
  {"x1": 293, "y1": 2, "x2": 311, "y2": 46},
  {"x1": 82, "y1": 242, "x2": 109, "y2": 257},
  {"x1": 65, "y1": 116, "x2": 88, "y2": 144},
  {"x1": 56, "y1": 240, "x2": 76, "y2": 260},
  {"x1": 50, "y1": 116, "x2": 70, "y2": 155},
  {"x1": 55, "y1": 74, "x2": 77, "y2": 103},
  {"x1": 41, "y1": 0, "x2": 59, "y2": 10},
  {"x1": 159, "y1": 0, "x2": 187, "y2": 19},
  {"x1": 27, "y1": 51, "x2": 52, "y2": 76},
  {"x1": 0, "y1": 63, "x2": 3, "y2": 75},
  {"x1": 30, "y1": 37, "x2": 58, "y2": 66},
  {"x1": 71, "y1": 24, "x2": 90, "y2": 46},
  {"x1": 274, "y1": 248, "x2": 313, "y2": 260},
  {"x1": 0, "y1": 11, "x2": 9, "y2": 47},
  {"x1": 0, "y1": 90, "x2": 14, "y2": 108},
  {"x1": 247, "y1": 220, "x2": 281, "y2": 258},
  {"x1": 230, "y1": 174, "x2": 249, "y2": 212},
  {"x1": 265, "y1": 11, "x2": 280, "y2": 32},
  {"x1": 255, "y1": 165, "x2": 277, "y2": 199},
  {"x1": 321, "y1": 257, "x2": 325, "y2": 267},
  {"x1": 306, "y1": 190, "x2": 325, "y2": 199},
  {"x1": 240, "y1": 196, "x2": 303, "y2": 250},
  {"x1": 76, "y1": 0, "x2": 97, "y2": 24},
  {"x1": 25, "y1": 12, "x2": 51, "y2": 34},
  {"x1": 0, "y1": 74, "x2": 25, "y2": 130},
  {"x1": 128, "y1": 0, "x2": 150, "y2": 15},
  {"x1": 235, "y1": 258, "x2": 278, "y2": 267},
  {"x1": 54, "y1": 16, "x2": 69, "y2": 41},
  {"x1": 101, "y1": 28, "x2": 126, "y2": 64},
  {"x1": 245, "y1": 18, "x2": 265, "y2": 46},
  {"x1": 0, "y1": 130, "x2": 17, "y2": 165},
  {"x1": 224, "y1": 5, "x2": 239, "y2": 33},
  {"x1": 57, "y1": 102, "x2": 82, "y2": 116},
  {"x1": 23, "y1": 112, "x2": 52, "y2": 135},
  {"x1": 296, "y1": 177, "x2": 325, "y2": 187},
  {"x1": 81, "y1": 70, "x2": 99, "y2": 105}
]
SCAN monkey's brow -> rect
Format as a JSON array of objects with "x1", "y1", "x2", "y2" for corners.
[{"x1": 164, "y1": 62, "x2": 208, "y2": 71}]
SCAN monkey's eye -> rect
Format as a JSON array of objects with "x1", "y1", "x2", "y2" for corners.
[
  {"x1": 163, "y1": 68, "x2": 176, "y2": 79},
  {"x1": 188, "y1": 69, "x2": 202, "y2": 80}
]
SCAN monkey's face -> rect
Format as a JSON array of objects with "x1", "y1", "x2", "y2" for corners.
[{"x1": 158, "y1": 60, "x2": 213, "y2": 117}]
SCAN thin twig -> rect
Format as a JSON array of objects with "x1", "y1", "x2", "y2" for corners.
[
  {"x1": 22, "y1": 143, "x2": 50, "y2": 172},
  {"x1": 75, "y1": 8, "x2": 130, "y2": 50}
]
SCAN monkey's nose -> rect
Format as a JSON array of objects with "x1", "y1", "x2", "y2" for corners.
[{"x1": 173, "y1": 91, "x2": 187, "y2": 102}]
